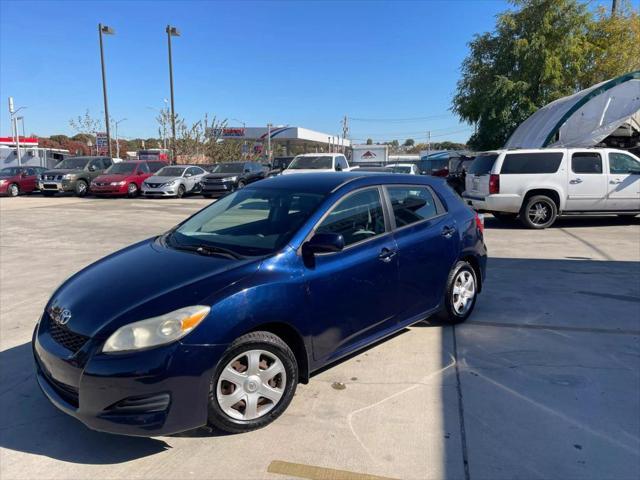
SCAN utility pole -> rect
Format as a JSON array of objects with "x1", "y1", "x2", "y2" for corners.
[
  {"x1": 341, "y1": 115, "x2": 349, "y2": 153},
  {"x1": 98, "y1": 24, "x2": 115, "y2": 157},
  {"x1": 113, "y1": 118, "x2": 126, "y2": 159},
  {"x1": 612, "y1": 0, "x2": 618, "y2": 15},
  {"x1": 8, "y1": 97, "x2": 22, "y2": 166},
  {"x1": 166, "y1": 25, "x2": 180, "y2": 164},
  {"x1": 267, "y1": 123, "x2": 272, "y2": 161},
  {"x1": 427, "y1": 130, "x2": 431, "y2": 158}
]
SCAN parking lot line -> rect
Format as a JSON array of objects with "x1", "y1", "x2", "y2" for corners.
[
  {"x1": 466, "y1": 320, "x2": 640, "y2": 336},
  {"x1": 267, "y1": 460, "x2": 400, "y2": 480}
]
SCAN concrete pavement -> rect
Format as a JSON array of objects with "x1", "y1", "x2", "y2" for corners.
[{"x1": 1, "y1": 196, "x2": 638, "y2": 479}]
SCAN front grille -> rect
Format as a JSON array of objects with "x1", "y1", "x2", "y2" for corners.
[
  {"x1": 47, "y1": 374, "x2": 79, "y2": 407},
  {"x1": 49, "y1": 321, "x2": 89, "y2": 354},
  {"x1": 106, "y1": 393, "x2": 171, "y2": 414},
  {"x1": 95, "y1": 182, "x2": 108, "y2": 187},
  {"x1": 44, "y1": 174, "x2": 62, "y2": 181},
  {"x1": 146, "y1": 183, "x2": 163, "y2": 188}
]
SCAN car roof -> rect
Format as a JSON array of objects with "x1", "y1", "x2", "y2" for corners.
[{"x1": 252, "y1": 171, "x2": 443, "y2": 194}]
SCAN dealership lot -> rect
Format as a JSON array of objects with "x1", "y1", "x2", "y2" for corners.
[{"x1": 1, "y1": 196, "x2": 638, "y2": 480}]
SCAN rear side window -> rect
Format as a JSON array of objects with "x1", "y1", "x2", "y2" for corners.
[
  {"x1": 500, "y1": 152, "x2": 563, "y2": 174},
  {"x1": 468, "y1": 155, "x2": 498, "y2": 175},
  {"x1": 387, "y1": 186, "x2": 441, "y2": 228},
  {"x1": 317, "y1": 188, "x2": 385, "y2": 247},
  {"x1": 572, "y1": 152, "x2": 602, "y2": 174}
]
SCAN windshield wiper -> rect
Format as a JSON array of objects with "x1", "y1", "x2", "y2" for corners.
[{"x1": 170, "y1": 241, "x2": 243, "y2": 260}]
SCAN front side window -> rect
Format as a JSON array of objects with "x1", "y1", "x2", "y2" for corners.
[
  {"x1": 316, "y1": 188, "x2": 385, "y2": 247},
  {"x1": 609, "y1": 152, "x2": 640, "y2": 174},
  {"x1": 137, "y1": 163, "x2": 151, "y2": 174},
  {"x1": 387, "y1": 186, "x2": 440, "y2": 227},
  {"x1": 288, "y1": 156, "x2": 333, "y2": 170},
  {"x1": 148, "y1": 162, "x2": 165, "y2": 172},
  {"x1": 107, "y1": 162, "x2": 137, "y2": 174},
  {"x1": 500, "y1": 152, "x2": 563, "y2": 174},
  {"x1": 172, "y1": 187, "x2": 325, "y2": 256},
  {"x1": 336, "y1": 156, "x2": 348, "y2": 170},
  {"x1": 54, "y1": 157, "x2": 91, "y2": 170},
  {"x1": 211, "y1": 163, "x2": 244, "y2": 174},
  {"x1": 89, "y1": 159, "x2": 103, "y2": 170},
  {"x1": 572, "y1": 152, "x2": 602, "y2": 174},
  {"x1": 156, "y1": 167, "x2": 186, "y2": 177}
]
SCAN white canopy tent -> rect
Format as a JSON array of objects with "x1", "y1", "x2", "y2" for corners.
[{"x1": 505, "y1": 71, "x2": 640, "y2": 149}]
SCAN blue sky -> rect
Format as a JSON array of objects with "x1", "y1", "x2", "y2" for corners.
[{"x1": 0, "y1": 0, "x2": 622, "y2": 144}]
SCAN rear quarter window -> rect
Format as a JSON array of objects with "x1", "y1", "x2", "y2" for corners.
[
  {"x1": 468, "y1": 155, "x2": 498, "y2": 175},
  {"x1": 500, "y1": 152, "x2": 563, "y2": 174}
]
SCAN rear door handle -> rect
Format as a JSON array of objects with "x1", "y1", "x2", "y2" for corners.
[
  {"x1": 441, "y1": 226, "x2": 456, "y2": 238},
  {"x1": 378, "y1": 247, "x2": 397, "y2": 263}
]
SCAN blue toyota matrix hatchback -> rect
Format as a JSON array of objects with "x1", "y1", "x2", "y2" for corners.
[{"x1": 33, "y1": 172, "x2": 487, "y2": 435}]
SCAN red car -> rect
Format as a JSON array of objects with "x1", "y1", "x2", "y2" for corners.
[
  {"x1": 0, "y1": 166, "x2": 47, "y2": 197},
  {"x1": 91, "y1": 160, "x2": 167, "y2": 197}
]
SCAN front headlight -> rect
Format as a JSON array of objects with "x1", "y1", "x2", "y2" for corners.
[
  {"x1": 103, "y1": 305, "x2": 210, "y2": 353},
  {"x1": 0, "y1": 179, "x2": 7, "y2": 185},
  {"x1": 62, "y1": 174, "x2": 73, "y2": 180},
  {"x1": 165, "y1": 180, "x2": 176, "y2": 186},
  {"x1": 223, "y1": 176, "x2": 238, "y2": 182},
  {"x1": 110, "y1": 181, "x2": 126, "y2": 186}
]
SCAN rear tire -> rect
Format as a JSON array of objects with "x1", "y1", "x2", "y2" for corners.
[
  {"x1": 207, "y1": 331, "x2": 298, "y2": 434},
  {"x1": 434, "y1": 260, "x2": 478, "y2": 324},
  {"x1": 520, "y1": 195, "x2": 557, "y2": 229}
]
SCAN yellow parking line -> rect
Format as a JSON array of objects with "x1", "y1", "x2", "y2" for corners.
[{"x1": 267, "y1": 460, "x2": 400, "y2": 480}]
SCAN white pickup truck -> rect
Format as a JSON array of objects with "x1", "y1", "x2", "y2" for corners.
[
  {"x1": 281, "y1": 153, "x2": 352, "y2": 175},
  {"x1": 463, "y1": 148, "x2": 640, "y2": 228}
]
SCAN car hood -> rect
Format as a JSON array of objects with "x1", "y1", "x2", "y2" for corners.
[
  {"x1": 46, "y1": 238, "x2": 261, "y2": 339},
  {"x1": 204, "y1": 173, "x2": 240, "y2": 180},
  {"x1": 145, "y1": 175, "x2": 181, "y2": 183},
  {"x1": 281, "y1": 169, "x2": 332, "y2": 175},
  {"x1": 43, "y1": 168, "x2": 83, "y2": 176},
  {"x1": 94, "y1": 173, "x2": 133, "y2": 183}
]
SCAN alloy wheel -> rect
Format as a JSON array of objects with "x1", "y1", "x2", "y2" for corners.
[
  {"x1": 452, "y1": 270, "x2": 475, "y2": 315},
  {"x1": 528, "y1": 201, "x2": 551, "y2": 226},
  {"x1": 9, "y1": 184, "x2": 19, "y2": 197},
  {"x1": 216, "y1": 349, "x2": 287, "y2": 421}
]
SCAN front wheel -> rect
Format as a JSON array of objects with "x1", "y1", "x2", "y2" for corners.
[
  {"x1": 520, "y1": 195, "x2": 557, "y2": 229},
  {"x1": 176, "y1": 185, "x2": 186, "y2": 198},
  {"x1": 127, "y1": 183, "x2": 139, "y2": 198},
  {"x1": 8, "y1": 183, "x2": 19, "y2": 197},
  {"x1": 75, "y1": 180, "x2": 88, "y2": 197},
  {"x1": 207, "y1": 331, "x2": 298, "y2": 433},
  {"x1": 435, "y1": 261, "x2": 478, "y2": 324}
]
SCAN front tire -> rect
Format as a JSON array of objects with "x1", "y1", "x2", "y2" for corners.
[
  {"x1": 207, "y1": 331, "x2": 298, "y2": 434},
  {"x1": 8, "y1": 183, "x2": 19, "y2": 197},
  {"x1": 435, "y1": 261, "x2": 478, "y2": 324},
  {"x1": 127, "y1": 183, "x2": 139, "y2": 198},
  {"x1": 520, "y1": 195, "x2": 557, "y2": 229},
  {"x1": 75, "y1": 180, "x2": 88, "y2": 197},
  {"x1": 176, "y1": 185, "x2": 186, "y2": 198}
]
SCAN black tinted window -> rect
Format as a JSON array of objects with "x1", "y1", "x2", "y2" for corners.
[
  {"x1": 572, "y1": 152, "x2": 602, "y2": 174},
  {"x1": 387, "y1": 186, "x2": 440, "y2": 227},
  {"x1": 468, "y1": 155, "x2": 498, "y2": 175},
  {"x1": 317, "y1": 188, "x2": 385, "y2": 247},
  {"x1": 500, "y1": 152, "x2": 563, "y2": 174},
  {"x1": 138, "y1": 163, "x2": 150, "y2": 174},
  {"x1": 148, "y1": 162, "x2": 165, "y2": 172}
]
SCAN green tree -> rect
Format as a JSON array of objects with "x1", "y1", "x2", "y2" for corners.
[
  {"x1": 403, "y1": 138, "x2": 415, "y2": 147},
  {"x1": 366, "y1": 138, "x2": 373, "y2": 145},
  {"x1": 452, "y1": 0, "x2": 639, "y2": 151}
]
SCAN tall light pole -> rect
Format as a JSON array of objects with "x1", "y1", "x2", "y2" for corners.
[
  {"x1": 112, "y1": 117, "x2": 126, "y2": 159},
  {"x1": 98, "y1": 23, "x2": 115, "y2": 157},
  {"x1": 8, "y1": 97, "x2": 25, "y2": 166},
  {"x1": 166, "y1": 25, "x2": 180, "y2": 164}
]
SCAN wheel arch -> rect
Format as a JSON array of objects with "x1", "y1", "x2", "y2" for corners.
[
  {"x1": 522, "y1": 188, "x2": 563, "y2": 212},
  {"x1": 246, "y1": 322, "x2": 310, "y2": 384}
]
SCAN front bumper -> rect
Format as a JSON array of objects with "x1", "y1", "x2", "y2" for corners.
[
  {"x1": 201, "y1": 181, "x2": 235, "y2": 197},
  {"x1": 92, "y1": 184, "x2": 128, "y2": 195},
  {"x1": 33, "y1": 322, "x2": 227, "y2": 436},
  {"x1": 39, "y1": 181, "x2": 74, "y2": 193},
  {"x1": 142, "y1": 186, "x2": 178, "y2": 197}
]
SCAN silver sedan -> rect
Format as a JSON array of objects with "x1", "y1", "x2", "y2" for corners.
[{"x1": 142, "y1": 165, "x2": 208, "y2": 198}]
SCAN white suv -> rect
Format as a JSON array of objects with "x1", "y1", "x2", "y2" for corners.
[{"x1": 463, "y1": 148, "x2": 640, "y2": 228}]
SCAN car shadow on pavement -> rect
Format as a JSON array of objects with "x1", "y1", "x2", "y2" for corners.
[{"x1": 0, "y1": 342, "x2": 171, "y2": 464}]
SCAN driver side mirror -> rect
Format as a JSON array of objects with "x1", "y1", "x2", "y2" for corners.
[
  {"x1": 302, "y1": 232, "x2": 345, "y2": 256},
  {"x1": 88, "y1": 165, "x2": 96, "y2": 172},
  {"x1": 244, "y1": 168, "x2": 251, "y2": 173},
  {"x1": 335, "y1": 164, "x2": 342, "y2": 172}
]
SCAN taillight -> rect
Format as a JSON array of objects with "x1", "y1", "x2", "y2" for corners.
[
  {"x1": 475, "y1": 212, "x2": 484, "y2": 235},
  {"x1": 489, "y1": 174, "x2": 500, "y2": 194}
]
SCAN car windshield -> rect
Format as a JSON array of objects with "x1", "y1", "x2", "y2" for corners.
[
  {"x1": 468, "y1": 154, "x2": 498, "y2": 175},
  {"x1": 386, "y1": 165, "x2": 411, "y2": 174},
  {"x1": 288, "y1": 156, "x2": 333, "y2": 170},
  {"x1": 0, "y1": 167, "x2": 22, "y2": 177},
  {"x1": 169, "y1": 187, "x2": 325, "y2": 256},
  {"x1": 107, "y1": 163, "x2": 137, "y2": 174},
  {"x1": 211, "y1": 163, "x2": 244, "y2": 173},
  {"x1": 155, "y1": 167, "x2": 185, "y2": 177},
  {"x1": 54, "y1": 157, "x2": 92, "y2": 169}
]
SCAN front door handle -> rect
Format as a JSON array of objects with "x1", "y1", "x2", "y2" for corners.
[
  {"x1": 569, "y1": 178, "x2": 583, "y2": 184},
  {"x1": 609, "y1": 179, "x2": 622, "y2": 184},
  {"x1": 378, "y1": 247, "x2": 397, "y2": 263},
  {"x1": 441, "y1": 225, "x2": 456, "y2": 238}
]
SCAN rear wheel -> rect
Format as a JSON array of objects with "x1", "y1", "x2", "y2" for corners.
[
  {"x1": 520, "y1": 195, "x2": 557, "y2": 229},
  {"x1": 75, "y1": 180, "x2": 88, "y2": 197},
  {"x1": 207, "y1": 331, "x2": 298, "y2": 433},
  {"x1": 127, "y1": 183, "x2": 138, "y2": 198},
  {"x1": 8, "y1": 183, "x2": 19, "y2": 197},
  {"x1": 435, "y1": 261, "x2": 478, "y2": 324}
]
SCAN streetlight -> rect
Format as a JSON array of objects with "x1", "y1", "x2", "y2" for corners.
[
  {"x1": 112, "y1": 117, "x2": 127, "y2": 159},
  {"x1": 8, "y1": 97, "x2": 26, "y2": 166},
  {"x1": 98, "y1": 23, "x2": 115, "y2": 157},
  {"x1": 166, "y1": 25, "x2": 180, "y2": 164}
]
